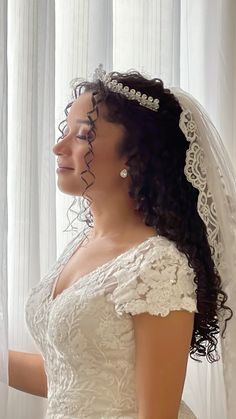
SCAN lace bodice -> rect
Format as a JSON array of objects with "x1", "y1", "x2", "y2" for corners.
[{"x1": 25, "y1": 230, "x2": 198, "y2": 419}]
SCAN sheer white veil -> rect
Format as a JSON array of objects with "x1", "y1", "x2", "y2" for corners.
[{"x1": 171, "y1": 86, "x2": 236, "y2": 419}]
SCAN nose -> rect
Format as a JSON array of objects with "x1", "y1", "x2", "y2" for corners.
[{"x1": 52, "y1": 133, "x2": 71, "y2": 156}]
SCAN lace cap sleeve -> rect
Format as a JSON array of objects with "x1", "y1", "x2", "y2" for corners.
[{"x1": 110, "y1": 238, "x2": 198, "y2": 317}]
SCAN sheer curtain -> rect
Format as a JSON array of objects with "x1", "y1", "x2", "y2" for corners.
[{"x1": 0, "y1": 1, "x2": 235, "y2": 418}]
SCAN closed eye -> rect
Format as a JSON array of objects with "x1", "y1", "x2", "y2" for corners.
[
  {"x1": 76, "y1": 132, "x2": 93, "y2": 140},
  {"x1": 76, "y1": 130, "x2": 94, "y2": 140}
]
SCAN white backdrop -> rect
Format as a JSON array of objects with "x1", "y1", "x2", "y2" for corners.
[{"x1": 0, "y1": 1, "x2": 235, "y2": 418}]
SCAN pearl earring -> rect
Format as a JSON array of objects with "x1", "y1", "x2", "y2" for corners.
[{"x1": 120, "y1": 168, "x2": 128, "y2": 178}]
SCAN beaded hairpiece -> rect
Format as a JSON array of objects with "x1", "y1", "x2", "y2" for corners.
[{"x1": 92, "y1": 63, "x2": 160, "y2": 112}]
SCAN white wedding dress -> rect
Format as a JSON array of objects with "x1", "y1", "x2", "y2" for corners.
[{"x1": 24, "y1": 229, "x2": 198, "y2": 419}]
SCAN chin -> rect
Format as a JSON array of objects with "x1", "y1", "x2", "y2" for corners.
[{"x1": 57, "y1": 184, "x2": 83, "y2": 197}]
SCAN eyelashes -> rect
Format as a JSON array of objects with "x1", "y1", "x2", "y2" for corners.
[
  {"x1": 76, "y1": 131, "x2": 94, "y2": 140},
  {"x1": 76, "y1": 134, "x2": 90, "y2": 140}
]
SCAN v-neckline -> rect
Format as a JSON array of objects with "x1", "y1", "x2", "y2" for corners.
[{"x1": 49, "y1": 230, "x2": 160, "y2": 303}]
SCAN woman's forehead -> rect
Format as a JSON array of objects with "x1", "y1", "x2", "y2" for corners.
[
  {"x1": 68, "y1": 92, "x2": 106, "y2": 126},
  {"x1": 69, "y1": 92, "x2": 93, "y2": 119}
]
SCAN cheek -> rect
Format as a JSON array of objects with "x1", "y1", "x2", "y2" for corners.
[
  {"x1": 76, "y1": 138, "x2": 122, "y2": 176},
  {"x1": 88, "y1": 144, "x2": 117, "y2": 166},
  {"x1": 96, "y1": 136, "x2": 122, "y2": 162},
  {"x1": 96, "y1": 147, "x2": 121, "y2": 173}
]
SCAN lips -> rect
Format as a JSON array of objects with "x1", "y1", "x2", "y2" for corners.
[{"x1": 57, "y1": 165, "x2": 74, "y2": 169}]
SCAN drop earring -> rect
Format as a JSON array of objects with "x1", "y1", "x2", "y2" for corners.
[{"x1": 119, "y1": 168, "x2": 128, "y2": 178}]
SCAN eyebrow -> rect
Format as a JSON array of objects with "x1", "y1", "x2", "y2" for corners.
[
  {"x1": 75, "y1": 118, "x2": 93, "y2": 125},
  {"x1": 64, "y1": 118, "x2": 96, "y2": 136},
  {"x1": 65, "y1": 118, "x2": 93, "y2": 126}
]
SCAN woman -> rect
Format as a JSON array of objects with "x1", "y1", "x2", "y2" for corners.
[{"x1": 23, "y1": 66, "x2": 235, "y2": 418}]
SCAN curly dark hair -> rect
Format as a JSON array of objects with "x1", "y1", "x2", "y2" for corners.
[{"x1": 56, "y1": 69, "x2": 233, "y2": 363}]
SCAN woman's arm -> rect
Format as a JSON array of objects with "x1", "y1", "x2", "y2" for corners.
[
  {"x1": 8, "y1": 350, "x2": 48, "y2": 398},
  {"x1": 132, "y1": 309, "x2": 195, "y2": 419}
]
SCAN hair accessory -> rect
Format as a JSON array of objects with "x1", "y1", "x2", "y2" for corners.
[{"x1": 92, "y1": 63, "x2": 160, "y2": 112}]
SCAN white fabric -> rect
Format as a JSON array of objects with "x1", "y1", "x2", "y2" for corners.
[
  {"x1": 171, "y1": 87, "x2": 236, "y2": 419},
  {"x1": 180, "y1": 0, "x2": 236, "y2": 160},
  {"x1": 0, "y1": 0, "x2": 9, "y2": 417},
  {"x1": 25, "y1": 229, "x2": 198, "y2": 419}
]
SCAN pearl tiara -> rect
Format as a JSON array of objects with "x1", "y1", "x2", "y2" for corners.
[{"x1": 92, "y1": 63, "x2": 160, "y2": 113}]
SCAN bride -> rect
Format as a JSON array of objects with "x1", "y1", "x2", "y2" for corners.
[{"x1": 4, "y1": 65, "x2": 236, "y2": 419}]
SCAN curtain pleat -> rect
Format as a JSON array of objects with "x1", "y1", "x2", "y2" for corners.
[
  {"x1": 180, "y1": 0, "x2": 236, "y2": 160},
  {"x1": 0, "y1": 0, "x2": 9, "y2": 417},
  {"x1": 6, "y1": 0, "x2": 55, "y2": 417},
  {"x1": 113, "y1": 0, "x2": 181, "y2": 86}
]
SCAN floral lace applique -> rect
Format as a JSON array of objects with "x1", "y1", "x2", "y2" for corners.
[{"x1": 109, "y1": 240, "x2": 198, "y2": 317}]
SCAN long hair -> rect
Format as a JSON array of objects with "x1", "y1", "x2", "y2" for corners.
[{"x1": 56, "y1": 70, "x2": 233, "y2": 363}]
